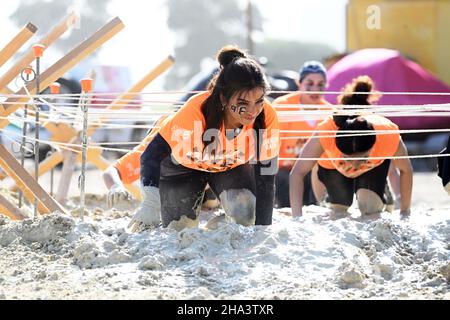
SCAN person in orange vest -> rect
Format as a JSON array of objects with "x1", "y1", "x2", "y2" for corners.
[
  {"x1": 128, "y1": 45, "x2": 280, "y2": 231},
  {"x1": 334, "y1": 76, "x2": 401, "y2": 208},
  {"x1": 289, "y1": 76, "x2": 413, "y2": 217},
  {"x1": 102, "y1": 115, "x2": 219, "y2": 209},
  {"x1": 102, "y1": 115, "x2": 168, "y2": 208},
  {"x1": 272, "y1": 61, "x2": 331, "y2": 208}
]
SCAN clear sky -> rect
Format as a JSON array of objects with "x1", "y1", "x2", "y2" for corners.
[{"x1": 0, "y1": 0, "x2": 348, "y2": 89}]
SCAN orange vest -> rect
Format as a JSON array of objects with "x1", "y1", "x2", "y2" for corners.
[
  {"x1": 273, "y1": 92, "x2": 330, "y2": 168},
  {"x1": 113, "y1": 115, "x2": 171, "y2": 184},
  {"x1": 159, "y1": 91, "x2": 280, "y2": 173},
  {"x1": 317, "y1": 115, "x2": 400, "y2": 178}
]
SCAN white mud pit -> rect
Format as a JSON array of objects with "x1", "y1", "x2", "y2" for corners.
[{"x1": 0, "y1": 190, "x2": 448, "y2": 300}]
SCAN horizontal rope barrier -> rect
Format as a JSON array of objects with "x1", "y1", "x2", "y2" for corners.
[
  {"x1": 2, "y1": 98, "x2": 450, "y2": 112},
  {"x1": 1, "y1": 127, "x2": 448, "y2": 162},
  {"x1": 3, "y1": 117, "x2": 450, "y2": 134},
  {"x1": 2, "y1": 108, "x2": 450, "y2": 133},
  {"x1": 0, "y1": 88, "x2": 447, "y2": 167},
  {"x1": 3, "y1": 106, "x2": 450, "y2": 119},
  {"x1": 3, "y1": 97, "x2": 450, "y2": 113},
  {"x1": 280, "y1": 153, "x2": 450, "y2": 161},
  {"x1": 2, "y1": 89, "x2": 450, "y2": 99}
]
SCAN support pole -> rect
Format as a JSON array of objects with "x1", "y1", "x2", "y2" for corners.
[
  {"x1": 32, "y1": 44, "x2": 45, "y2": 219},
  {"x1": 78, "y1": 77, "x2": 93, "y2": 221},
  {"x1": 48, "y1": 82, "x2": 61, "y2": 196},
  {"x1": 18, "y1": 66, "x2": 35, "y2": 208}
]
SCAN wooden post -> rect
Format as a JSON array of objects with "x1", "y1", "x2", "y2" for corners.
[
  {"x1": 0, "y1": 160, "x2": 48, "y2": 214},
  {"x1": 0, "y1": 16, "x2": 124, "y2": 124},
  {"x1": 0, "y1": 87, "x2": 14, "y2": 95},
  {"x1": 0, "y1": 194, "x2": 28, "y2": 220},
  {"x1": 0, "y1": 22, "x2": 37, "y2": 68},
  {"x1": 0, "y1": 13, "x2": 77, "y2": 91},
  {"x1": 3, "y1": 49, "x2": 172, "y2": 203},
  {"x1": 33, "y1": 151, "x2": 65, "y2": 177},
  {"x1": 55, "y1": 145, "x2": 78, "y2": 205},
  {"x1": 0, "y1": 86, "x2": 12, "y2": 112},
  {"x1": 0, "y1": 145, "x2": 66, "y2": 214},
  {"x1": 4, "y1": 55, "x2": 172, "y2": 196}
]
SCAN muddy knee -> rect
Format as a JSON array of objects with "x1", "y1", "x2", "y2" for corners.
[
  {"x1": 219, "y1": 189, "x2": 256, "y2": 226},
  {"x1": 167, "y1": 215, "x2": 199, "y2": 231},
  {"x1": 356, "y1": 188, "x2": 384, "y2": 215},
  {"x1": 329, "y1": 203, "x2": 349, "y2": 213}
]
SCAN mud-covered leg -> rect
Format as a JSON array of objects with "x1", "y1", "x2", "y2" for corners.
[{"x1": 208, "y1": 163, "x2": 257, "y2": 226}]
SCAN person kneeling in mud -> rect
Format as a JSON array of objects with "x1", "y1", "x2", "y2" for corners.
[
  {"x1": 102, "y1": 115, "x2": 219, "y2": 211},
  {"x1": 128, "y1": 45, "x2": 280, "y2": 231},
  {"x1": 272, "y1": 60, "x2": 331, "y2": 208},
  {"x1": 289, "y1": 77, "x2": 413, "y2": 217}
]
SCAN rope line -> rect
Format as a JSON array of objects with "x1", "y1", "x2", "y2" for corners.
[
  {"x1": 2, "y1": 89, "x2": 450, "y2": 99},
  {"x1": 1, "y1": 127, "x2": 448, "y2": 161}
]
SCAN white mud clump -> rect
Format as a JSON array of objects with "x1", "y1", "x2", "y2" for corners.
[{"x1": 0, "y1": 213, "x2": 74, "y2": 250}]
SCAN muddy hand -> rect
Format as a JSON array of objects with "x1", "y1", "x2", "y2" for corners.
[
  {"x1": 128, "y1": 185, "x2": 161, "y2": 232},
  {"x1": 107, "y1": 184, "x2": 132, "y2": 208}
]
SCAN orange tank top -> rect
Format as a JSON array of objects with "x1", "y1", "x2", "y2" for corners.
[
  {"x1": 113, "y1": 115, "x2": 172, "y2": 184},
  {"x1": 274, "y1": 92, "x2": 331, "y2": 168},
  {"x1": 158, "y1": 91, "x2": 280, "y2": 173},
  {"x1": 317, "y1": 114, "x2": 400, "y2": 178}
]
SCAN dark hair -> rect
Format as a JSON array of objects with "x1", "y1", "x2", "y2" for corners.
[
  {"x1": 338, "y1": 75, "x2": 379, "y2": 106},
  {"x1": 333, "y1": 75, "x2": 379, "y2": 154},
  {"x1": 335, "y1": 117, "x2": 376, "y2": 154},
  {"x1": 201, "y1": 45, "x2": 270, "y2": 155}
]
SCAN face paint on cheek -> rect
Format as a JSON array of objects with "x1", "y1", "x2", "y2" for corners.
[
  {"x1": 230, "y1": 105, "x2": 237, "y2": 113},
  {"x1": 238, "y1": 106, "x2": 247, "y2": 115}
]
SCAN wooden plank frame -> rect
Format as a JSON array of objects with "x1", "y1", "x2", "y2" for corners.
[
  {"x1": 0, "y1": 16, "x2": 124, "y2": 215},
  {"x1": 4, "y1": 55, "x2": 174, "y2": 202},
  {"x1": 0, "y1": 145, "x2": 66, "y2": 214},
  {"x1": 0, "y1": 194, "x2": 28, "y2": 220},
  {"x1": 0, "y1": 22, "x2": 37, "y2": 68},
  {"x1": 0, "y1": 13, "x2": 77, "y2": 91},
  {"x1": 0, "y1": 16, "x2": 124, "y2": 123}
]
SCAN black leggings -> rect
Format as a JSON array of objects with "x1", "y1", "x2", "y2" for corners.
[
  {"x1": 317, "y1": 160, "x2": 391, "y2": 207},
  {"x1": 159, "y1": 156, "x2": 258, "y2": 227},
  {"x1": 275, "y1": 168, "x2": 316, "y2": 208}
]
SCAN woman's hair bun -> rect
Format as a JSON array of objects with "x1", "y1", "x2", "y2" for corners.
[
  {"x1": 338, "y1": 75, "x2": 377, "y2": 105},
  {"x1": 333, "y1": 114, "x2": 358, "y2": 128},
  {"x1": 354, "y1": 80, "x2": 372, "y2": 93},
  {"x1": 217, "y1": 45, "x2": 247, "y2": 68}
]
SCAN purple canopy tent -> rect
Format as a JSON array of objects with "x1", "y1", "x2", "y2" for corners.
[{"x1": 325, "y1": 48, "x2": 450, "y2": 130}]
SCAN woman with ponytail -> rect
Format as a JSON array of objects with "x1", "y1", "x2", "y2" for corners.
[
  {"x1": 289, "y1": 76, "x2": 412, "y2": 218},
  {"x1": 129, "y1": 45, "x2": 280, "y2": 231}
]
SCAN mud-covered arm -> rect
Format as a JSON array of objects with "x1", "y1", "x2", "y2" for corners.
[{"x1": 140, "y1": 133, "x2": 172, "y2": 188}]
